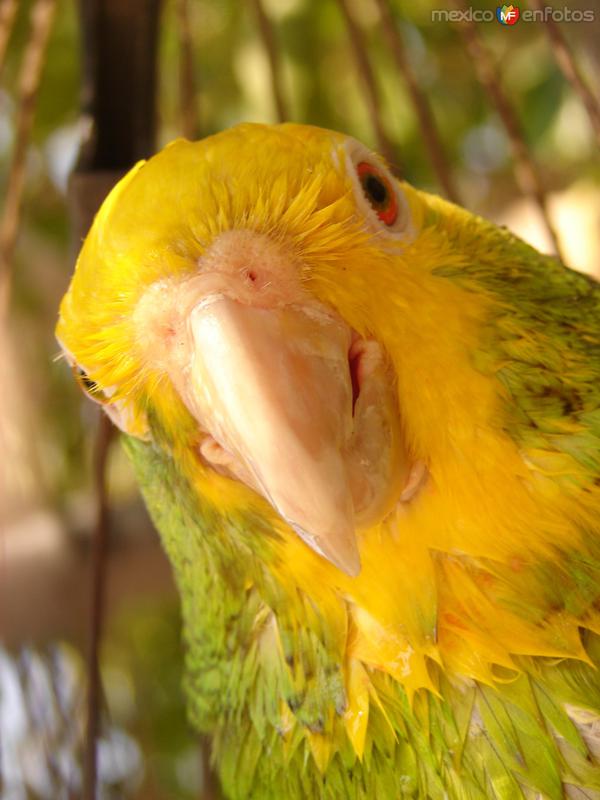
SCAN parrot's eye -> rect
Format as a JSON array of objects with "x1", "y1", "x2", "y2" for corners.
[
  {"x1": 344, "y1": 138, "x2": 413, "y2": 240},
  {"x1": 357, "y1": 162, "x2": 397, "y2": 226},
  {"x1": 74, "y1": 366, "x2": 108, "y2": 404}
]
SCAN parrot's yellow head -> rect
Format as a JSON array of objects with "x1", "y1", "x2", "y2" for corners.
[
  {"x1": 58, "y1": 123, "x2": 597, "y2": 697},
  {"x1": 57, "y1": 122, "x2": 444, "y2": 575}
]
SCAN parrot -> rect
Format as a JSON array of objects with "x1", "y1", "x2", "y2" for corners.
[{"x1": 56, "y1": 123, "x2": 600, "y2": 799}]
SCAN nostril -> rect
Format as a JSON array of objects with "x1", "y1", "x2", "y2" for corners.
[{"x1": 243, "y1": 269, "x2": 258, "y2": 284}]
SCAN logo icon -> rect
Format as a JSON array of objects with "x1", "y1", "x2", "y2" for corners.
[{"x1": 496, "y1": 4, "x2": 520, "y2": 24}]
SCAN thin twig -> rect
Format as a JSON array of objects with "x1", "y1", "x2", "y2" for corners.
[
  {"x1": 531, "y1": 0, "x2": 600, "y2": 147},
  {"x1": 83, "y1": 412, "x2": 115, "y2": 800},
  {"x1": 177, "y1": 0, "x2": 200, "y2": 139},
  {"x1": 452, "y1": 1, "x2": 565, "y2": 261},
  {"x1": 0, "y1": 0, "x2": 57, "y2": 318},
  {"x1": 374, "y1": 0, "x2": 459, "y2": 202},
  {"x1": 247, "y1": 0, "x2": 288, "y2": 122},
  {"x1": 0, "y1": 0, "x2": 18, "y2": 76},
  {"x1": 200, "y1": 736, "x2": 220, "y2": 800},
  {"x1": 335, "y1": 0, "x2": 400, "y2": 173}
]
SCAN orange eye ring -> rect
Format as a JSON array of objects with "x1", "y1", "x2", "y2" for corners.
[{"x1": 356, "y1": 162, "x2": 398, "y2": 226}]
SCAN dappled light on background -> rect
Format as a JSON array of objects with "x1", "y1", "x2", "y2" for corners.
[
  {"x1": 0, "y1": 644, "x2": 143, "y2": 799},
  {"x1": 496, "y1": 181, "x2": 600, "y2": 275},
  {"x1": 0, "y1": 0, "x2": 598, "y2": 796},
  {"x1": 0, "y1": 607, "x2": 203, "y2": 800}
]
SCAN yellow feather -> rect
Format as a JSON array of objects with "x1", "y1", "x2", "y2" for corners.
[{"x1": 56, "y1": 124, "x2": 600, "y2": 763}]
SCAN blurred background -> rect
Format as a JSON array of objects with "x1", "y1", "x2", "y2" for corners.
[{"x1": 0, "y1": 0, "x2": 598, "y2": 797}]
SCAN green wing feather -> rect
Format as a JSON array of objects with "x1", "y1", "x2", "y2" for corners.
[
  {"x1": 121, "y1": 199, "x2": 600, "y2": 799},
  {"x1": 125, "y1": 434, "x2": 600, "y2": 799},
  {"x1": 429, "y1": 201, "x2": 600, "y2": 488}
]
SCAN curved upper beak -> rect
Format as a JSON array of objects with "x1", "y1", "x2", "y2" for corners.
[{"x1": 186, "y1": 295, "x2": 362, "y2": 576}]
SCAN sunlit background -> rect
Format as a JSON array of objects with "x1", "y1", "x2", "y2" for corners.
[{"x1": 1, "y1": 0, "x2": 599, "y2": 797}]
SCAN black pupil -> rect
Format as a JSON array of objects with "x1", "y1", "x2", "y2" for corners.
[{"x1": 363, "y1": 174, "x2": 388, "y2": 205}]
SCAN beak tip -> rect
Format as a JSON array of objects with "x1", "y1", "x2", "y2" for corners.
[
  {"x1": 316, "y1": 546, "x2": 362, "y2": 578},
  {"x1": 313, "y1": 545, "x2": 362, "y2": 578},
  {"x1": 339, "y1": 555, "x2": 362, "y2": 578},
  {"x1": 291, "y1": 521, "x2": 361, "y2": 578}
]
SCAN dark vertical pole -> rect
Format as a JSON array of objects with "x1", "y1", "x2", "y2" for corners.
[
  {"x1": 77, "y1": 0, "x2": 161, "y2": 170},
  {"x1": 72, "y1": 3, "x2": 162, "y2": 799},
  {"x1": 71, "y1": 0, "x2": 162, "y2": 243}
]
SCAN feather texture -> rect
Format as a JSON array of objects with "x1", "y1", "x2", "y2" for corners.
[{"x1": 57, "y1": 123, "x2": 600, "y2": 797}]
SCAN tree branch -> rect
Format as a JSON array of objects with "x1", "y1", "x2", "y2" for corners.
[{"x1": 0, "y1": 0, "x2": 57, "y2": 317}]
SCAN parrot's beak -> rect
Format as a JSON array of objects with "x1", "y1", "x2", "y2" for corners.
[
  {"x1": 138, "y1": 231, "x2": 409, "y2": 576},
  {"x1": 188, "y1": 296, "x2": 362, "y2": 576}
]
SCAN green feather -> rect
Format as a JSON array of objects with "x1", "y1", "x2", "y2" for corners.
[{"x1": 124, "y1": 434, "x2": 600, "y2": 799}]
